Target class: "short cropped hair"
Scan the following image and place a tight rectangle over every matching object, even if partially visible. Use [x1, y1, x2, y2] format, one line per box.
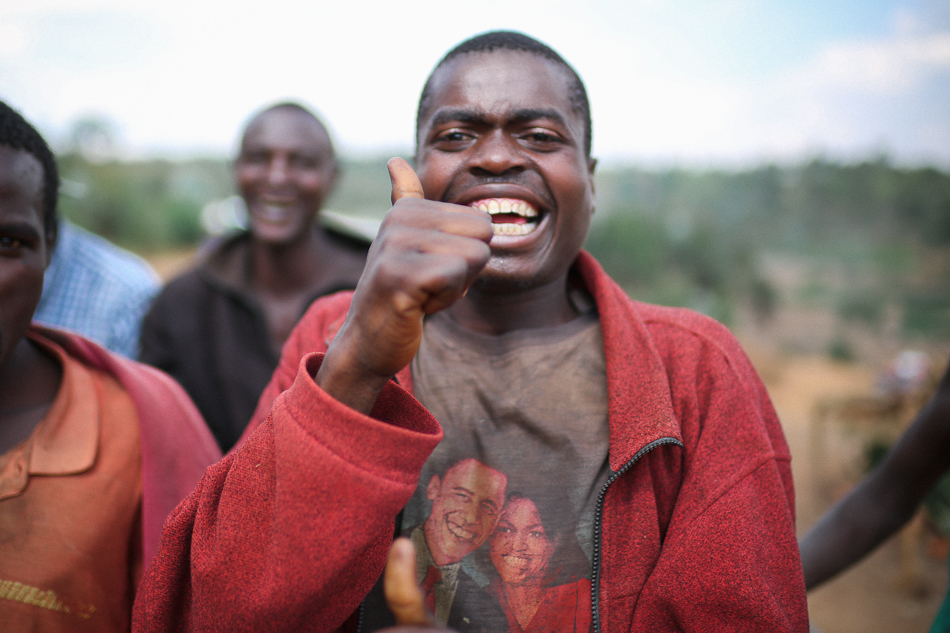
[416, 31, 592, 157]
[241, 101, 335, 158]
[0, 100, 59, 245]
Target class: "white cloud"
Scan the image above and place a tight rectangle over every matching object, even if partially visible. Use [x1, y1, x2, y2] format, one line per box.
[783, 30, 950, 95]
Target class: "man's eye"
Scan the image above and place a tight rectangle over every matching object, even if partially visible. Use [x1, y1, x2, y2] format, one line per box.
[291, 156, 319, 169]
[435, 130, 474, 145]
[242, 153, 269, 165]
[522, 131, 560, 144]
[0, 237, 24, 249]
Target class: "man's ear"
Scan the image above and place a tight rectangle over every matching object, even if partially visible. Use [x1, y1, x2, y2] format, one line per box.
[588, 157, 597, 214]
[44, 223, 57, 268]
[426, 475, 441, 501]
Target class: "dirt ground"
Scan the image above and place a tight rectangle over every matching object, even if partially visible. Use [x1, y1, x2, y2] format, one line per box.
[744, 343, 949, 633]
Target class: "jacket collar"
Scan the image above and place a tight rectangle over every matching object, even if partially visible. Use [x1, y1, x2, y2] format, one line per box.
[392, 251, 683, 471]
[0, 332, 99, 500]
[574, 251, 683, 471]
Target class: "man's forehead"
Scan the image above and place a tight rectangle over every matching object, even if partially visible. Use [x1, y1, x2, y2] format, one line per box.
[241, 109, 330, 151]
[424, 50, 577, 123]
[0, 145, 43, 191]
[444, 460, 505, 493]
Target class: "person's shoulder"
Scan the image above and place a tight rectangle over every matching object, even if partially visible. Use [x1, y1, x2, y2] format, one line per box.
[636, 301, 735, 341]
[154, 265, 207, 297]
[639, 301, 747, 356]
[58, 222, 159, 289]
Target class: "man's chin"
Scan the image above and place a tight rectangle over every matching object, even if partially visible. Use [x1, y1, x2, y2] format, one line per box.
[469, 266, 537, 294]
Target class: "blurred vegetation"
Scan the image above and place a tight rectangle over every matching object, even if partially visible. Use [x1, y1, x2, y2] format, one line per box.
[586, 158, 950, 339]
[56, 147, 950, 344]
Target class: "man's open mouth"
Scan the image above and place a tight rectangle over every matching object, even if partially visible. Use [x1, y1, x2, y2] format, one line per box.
[469, 198, 540, 237]
[252, 201, 295, 223]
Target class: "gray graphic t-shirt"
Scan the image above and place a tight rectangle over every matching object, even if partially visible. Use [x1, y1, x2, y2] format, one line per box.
[362, 304, 611, 633]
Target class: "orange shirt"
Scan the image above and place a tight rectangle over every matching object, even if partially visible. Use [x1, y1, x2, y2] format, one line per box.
[0, 333, 142, 632]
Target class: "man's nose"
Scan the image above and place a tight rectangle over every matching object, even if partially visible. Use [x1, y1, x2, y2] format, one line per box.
[266, 156, 290, 186]
[469, 131, 526, 176]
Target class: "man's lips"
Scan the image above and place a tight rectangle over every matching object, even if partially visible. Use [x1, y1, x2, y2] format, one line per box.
[446, 518, 478, 542]
[469, 198, 540, 237]
[249, 198, 302, 224]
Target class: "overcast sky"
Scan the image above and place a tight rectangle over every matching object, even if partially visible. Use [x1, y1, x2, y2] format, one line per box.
[2, 0, 949, 167]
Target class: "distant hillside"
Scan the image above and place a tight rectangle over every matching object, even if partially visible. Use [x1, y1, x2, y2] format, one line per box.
[57, 153, 950, 350]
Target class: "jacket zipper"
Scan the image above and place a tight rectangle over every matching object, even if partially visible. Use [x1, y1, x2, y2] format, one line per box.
[590, 437, 683, 633]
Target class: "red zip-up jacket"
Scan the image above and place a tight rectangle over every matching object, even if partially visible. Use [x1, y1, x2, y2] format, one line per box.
[133, 251, 808, 632]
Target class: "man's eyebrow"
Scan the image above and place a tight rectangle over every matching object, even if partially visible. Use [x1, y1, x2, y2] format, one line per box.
[507, 108, 568, 128]
[451, 486, 475, 496]
[0, 221, 41, 237]
[429, 109, 489, 128]
[428, 108, 568, 128]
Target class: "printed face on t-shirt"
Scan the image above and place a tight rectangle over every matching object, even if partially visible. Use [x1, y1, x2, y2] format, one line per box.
[424, 458, 507, 566]
[489, 495, 555, 586]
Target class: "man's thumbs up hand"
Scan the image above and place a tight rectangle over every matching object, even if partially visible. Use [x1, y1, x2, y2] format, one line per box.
[389, 157, 425, 203]
[315, 158, 491, 414]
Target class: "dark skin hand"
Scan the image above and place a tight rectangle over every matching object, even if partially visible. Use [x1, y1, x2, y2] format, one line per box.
[315, 158, 492, 414]
[379, 537, 453, 633]
[799, 356, 950, 589]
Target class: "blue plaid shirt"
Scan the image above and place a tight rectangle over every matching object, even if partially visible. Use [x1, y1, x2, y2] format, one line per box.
[34, 221, 160, 358]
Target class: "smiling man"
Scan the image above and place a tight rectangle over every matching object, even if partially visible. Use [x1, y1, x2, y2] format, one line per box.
[134, 32, 807, 633]
[139, 103, 368, 452]
[0, 100, 219, 631]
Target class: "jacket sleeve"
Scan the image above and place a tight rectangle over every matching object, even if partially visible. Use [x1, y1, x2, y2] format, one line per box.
[619, 326, 807, 632]
[131, 352, 442, 633]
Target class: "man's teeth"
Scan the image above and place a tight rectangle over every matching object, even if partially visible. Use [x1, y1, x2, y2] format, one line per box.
[256, 203, 292, 222]
[471, 198, 538, 218]
[470, 198, 540, 237]
[492, 223, 535, 236]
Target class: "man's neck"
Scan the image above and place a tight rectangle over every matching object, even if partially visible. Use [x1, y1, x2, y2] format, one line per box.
[0, 337, 62, 454]
[445, 274, 579, 335]
[249, 225, 332, 297]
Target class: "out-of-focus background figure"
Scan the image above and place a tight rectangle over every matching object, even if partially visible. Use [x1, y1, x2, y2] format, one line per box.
[0, 98, 219, 631]
[801, 356, 950, 632]
[34, 218, 159, 358]
[138, 103, 369, 452]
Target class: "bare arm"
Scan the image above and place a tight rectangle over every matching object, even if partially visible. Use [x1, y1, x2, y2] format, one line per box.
[800, 357, 950, 589]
